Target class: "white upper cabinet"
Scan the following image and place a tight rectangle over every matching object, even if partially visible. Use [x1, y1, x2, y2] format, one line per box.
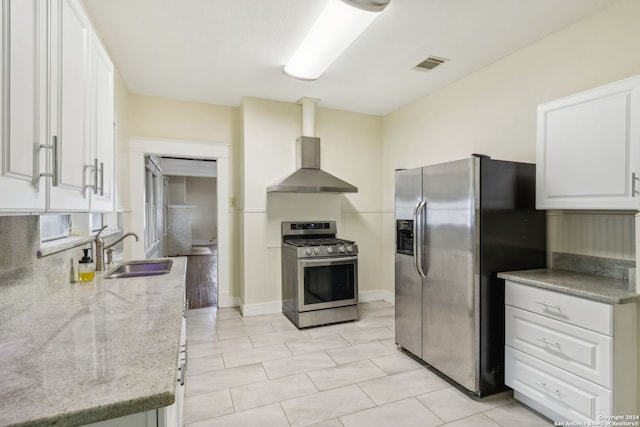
[89, 29, 115, 212]
[48, 0, 91, 211]
[0, 0, 48, 211]
[0, 0, 116, 213]
[536, 75, 640, 210]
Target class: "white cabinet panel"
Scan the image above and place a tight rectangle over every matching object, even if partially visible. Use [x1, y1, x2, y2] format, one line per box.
[505, 280, 637, 422]
[505, 280, 612, 335]
[506, 305, 612, 388]
[48, 0, 91, 211]
[0, 0, 47, 211]
[536, 75, 640, 209]
[85, 410, 156, 427]
[505, 346, 611, 422]
[0, 0, 115, 214]
[89, 29, 114, 212]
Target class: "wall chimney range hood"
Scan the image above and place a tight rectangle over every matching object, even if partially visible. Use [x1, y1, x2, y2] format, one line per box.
[267, 99, 358, 194]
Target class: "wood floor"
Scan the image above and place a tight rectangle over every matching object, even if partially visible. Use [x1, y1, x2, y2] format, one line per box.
[185, 246, 217, 309]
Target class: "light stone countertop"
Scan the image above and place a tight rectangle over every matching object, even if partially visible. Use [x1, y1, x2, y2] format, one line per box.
[498, 268, 640, 304]
[0, 257, 187, 427]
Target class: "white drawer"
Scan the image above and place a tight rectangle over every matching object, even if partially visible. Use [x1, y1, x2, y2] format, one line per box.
[505, 347, 612, 421]
[505, 280, 612, 335]
[505, 306, 612, 388]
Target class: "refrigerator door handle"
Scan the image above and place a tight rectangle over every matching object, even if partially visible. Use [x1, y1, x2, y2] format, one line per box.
[419, 201, 428, 277]
[412, 202, 421, 276]
[414, 201, 427, 278]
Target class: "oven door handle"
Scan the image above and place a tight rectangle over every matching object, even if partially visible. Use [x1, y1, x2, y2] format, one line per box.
[299, 256, 358, 265]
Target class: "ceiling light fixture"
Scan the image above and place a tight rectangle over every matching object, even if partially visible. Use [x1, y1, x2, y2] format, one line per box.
[283, 0, 390, 81]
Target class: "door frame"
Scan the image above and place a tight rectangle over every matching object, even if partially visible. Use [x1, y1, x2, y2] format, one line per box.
[128, 137, 233, 307]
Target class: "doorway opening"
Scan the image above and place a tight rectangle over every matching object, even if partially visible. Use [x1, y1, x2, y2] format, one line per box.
[128, 137, 231, 310]
[165, 164, 219, 309]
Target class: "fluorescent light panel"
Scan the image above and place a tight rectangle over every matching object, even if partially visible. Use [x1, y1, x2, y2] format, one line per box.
[283, 0, 381, 80]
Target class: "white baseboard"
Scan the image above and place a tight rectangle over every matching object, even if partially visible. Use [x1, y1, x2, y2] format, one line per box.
[225, 291, 395, 316]
[218, 292, 241, 309]
[241, 301, 282, 317]
[192, 239, 217, 246]
[359, 290, 395, 305]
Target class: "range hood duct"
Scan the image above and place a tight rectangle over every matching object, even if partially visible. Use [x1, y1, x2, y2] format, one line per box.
[267, 99, 358, 193]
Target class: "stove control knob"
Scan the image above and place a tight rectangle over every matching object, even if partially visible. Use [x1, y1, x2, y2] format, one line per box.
[327, 247, 334, 254]
[313, 247, 320, 255]
[339, 245, 346, 253]
[305, 248, 312, 255]
[346, 245, 353, 253]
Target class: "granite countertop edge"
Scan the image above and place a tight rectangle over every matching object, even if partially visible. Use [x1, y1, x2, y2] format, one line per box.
[1, 257, 188, 427]
[14, 391, 175, 427]
[498, 268, 640, 304]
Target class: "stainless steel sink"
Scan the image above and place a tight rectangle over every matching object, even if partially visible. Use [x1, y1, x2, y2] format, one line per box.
[105, 259, 173, 279]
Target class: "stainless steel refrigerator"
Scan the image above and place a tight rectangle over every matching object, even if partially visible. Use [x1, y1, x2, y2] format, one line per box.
[395, 156, 546, 397]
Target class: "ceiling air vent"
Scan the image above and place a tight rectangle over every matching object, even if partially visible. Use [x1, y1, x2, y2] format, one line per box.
[414, 56, 448, 71]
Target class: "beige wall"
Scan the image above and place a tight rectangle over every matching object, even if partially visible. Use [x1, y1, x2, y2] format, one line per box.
[382, 0, 640, 289]
[384, 0, 640, 204]
[165, 176, 218, 244]
[121, 0, 640, 309]
[382, 0, 640, 408]
[123, 94, 387, 310]
[240, 97, 385, 313]
[126, 94, 241, 298]
[186, 176, 218, 244]
[128, 95, 238, 143]
[127, 93, 241, 205]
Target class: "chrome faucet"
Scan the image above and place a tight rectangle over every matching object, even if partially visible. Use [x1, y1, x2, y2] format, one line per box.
[94, 227, 140, 271]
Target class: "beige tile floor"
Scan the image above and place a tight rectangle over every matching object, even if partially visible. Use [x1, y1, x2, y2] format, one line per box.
[184, 301, 552, 427]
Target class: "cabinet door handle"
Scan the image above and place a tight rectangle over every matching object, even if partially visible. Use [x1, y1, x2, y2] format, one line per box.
[93, 158, 99, 195]
[99, 161, 104, 196]
[536, 382, 561, 396]
[536, 337, 561, 348]
[535, 300, 561, 310]
[52, 136, 59, 187]
[633, 173, 639, 197]
[39, 136, 59, 187]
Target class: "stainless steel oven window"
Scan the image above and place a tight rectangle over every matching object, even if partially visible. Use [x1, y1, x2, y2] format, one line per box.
[297, 257, 358, 311]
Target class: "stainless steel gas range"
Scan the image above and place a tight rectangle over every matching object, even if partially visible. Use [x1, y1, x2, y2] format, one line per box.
[281, 221, 358, 328]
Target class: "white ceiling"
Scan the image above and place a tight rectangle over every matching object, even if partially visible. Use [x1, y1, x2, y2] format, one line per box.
[82, 0, 617, 116]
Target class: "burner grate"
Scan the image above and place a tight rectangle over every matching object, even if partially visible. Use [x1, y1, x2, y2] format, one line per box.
[285, 237, 354, 247]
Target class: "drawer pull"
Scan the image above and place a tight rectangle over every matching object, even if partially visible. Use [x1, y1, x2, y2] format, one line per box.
[535, 300, 561, 310]
[536, 382, 561, 396]
[178, 362, 186, 386]
[536, 337, 561, 348]
[180, 339, 188, 371]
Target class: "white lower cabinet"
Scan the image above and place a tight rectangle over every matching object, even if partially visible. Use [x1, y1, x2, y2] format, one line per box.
[506, 346, 612, 421]
[162, 316, 187, 427]
[84, 312, 187, 427]
[84, 410, 158, 427]
[504, 280, 637, 423]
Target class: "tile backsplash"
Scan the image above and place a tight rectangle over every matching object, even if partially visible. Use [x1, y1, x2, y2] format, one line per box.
[0, 215, 128, 323]
[0, 216, 70, 323]
[552, 251, 635, 284]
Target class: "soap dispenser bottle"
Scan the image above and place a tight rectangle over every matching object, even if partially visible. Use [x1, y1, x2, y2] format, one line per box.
[78, 248, 96, 283]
